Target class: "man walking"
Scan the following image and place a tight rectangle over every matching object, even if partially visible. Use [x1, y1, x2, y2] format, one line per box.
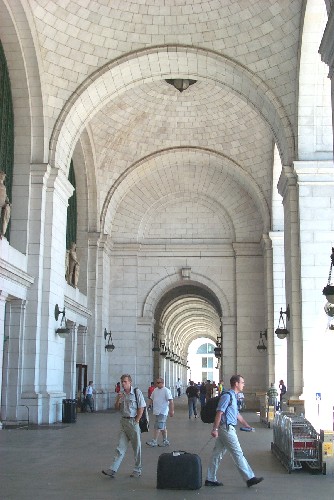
[205, 374, 264, 488]
[146, 377, 174, 447]
[102, 374, 146, 478]
[186, 381, 199, 419]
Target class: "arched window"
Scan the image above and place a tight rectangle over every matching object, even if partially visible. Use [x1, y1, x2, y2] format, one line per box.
[0, 40, 14, 240]
[196, 343, 214, 354]
[66, 160, 77, 249]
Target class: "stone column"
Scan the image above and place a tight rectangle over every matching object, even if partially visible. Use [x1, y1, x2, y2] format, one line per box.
[269, 231, 287, 386]
[294, 160, 334, 427]
[21, 164, 73, 424]
[0, 291, 8, 424]
[1, 299, 27, 422]
[221, 315, 236, 381]
[261, 234, 275, 386]
[63, 322, 78, 399]
[278, 166, 303, 400]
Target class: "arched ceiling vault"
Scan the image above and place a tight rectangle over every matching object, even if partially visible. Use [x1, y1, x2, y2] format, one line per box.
[155, 288, 222, 355]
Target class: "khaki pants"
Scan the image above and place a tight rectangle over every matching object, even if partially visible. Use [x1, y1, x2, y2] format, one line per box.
[110, 418, 142, 473]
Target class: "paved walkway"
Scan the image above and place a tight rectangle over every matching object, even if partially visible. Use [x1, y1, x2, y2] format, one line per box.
[1, 396, 334, 500]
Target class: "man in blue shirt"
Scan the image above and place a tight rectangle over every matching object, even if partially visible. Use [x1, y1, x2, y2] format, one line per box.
[205, 374, 264, 488]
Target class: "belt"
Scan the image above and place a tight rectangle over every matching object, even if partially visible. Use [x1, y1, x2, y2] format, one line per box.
[122, 416, 134, 419]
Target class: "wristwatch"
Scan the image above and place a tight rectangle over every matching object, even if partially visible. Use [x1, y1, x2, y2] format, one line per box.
[213, 428, 218, 431]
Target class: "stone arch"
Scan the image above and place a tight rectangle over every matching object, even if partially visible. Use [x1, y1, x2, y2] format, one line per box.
[141, 270, 231, 320]
[137, 191, 236, 243]
[49, 45, 295, 174]
[102, 147, 270, 235]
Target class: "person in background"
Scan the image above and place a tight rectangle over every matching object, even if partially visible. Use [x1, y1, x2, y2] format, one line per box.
[146, 377, 174, 447]
[175, 378, 182, 397]
[102, 374, 146, 479]
[84, 381, 95, 412]
[186, 381, 199, 419]
[218, 380, 224, 395]
[267, 383, 278, 408]
[148, 381, 155, 411]
[205, 380, 214, 402]
[199, 382, 207, 408]
[278, 380, 287, 410]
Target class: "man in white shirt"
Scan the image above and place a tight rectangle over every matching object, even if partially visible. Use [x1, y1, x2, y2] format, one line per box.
[146, 377, 174, 447]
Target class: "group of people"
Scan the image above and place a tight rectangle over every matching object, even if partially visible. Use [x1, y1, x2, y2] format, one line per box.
[101, 373, 264, 489]
[267, 380, 287, 410]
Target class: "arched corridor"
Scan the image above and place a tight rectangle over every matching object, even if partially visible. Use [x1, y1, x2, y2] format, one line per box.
[0, 0, 334, 430]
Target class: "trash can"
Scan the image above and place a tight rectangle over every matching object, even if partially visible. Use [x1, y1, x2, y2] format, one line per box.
[62, 399, 77, 423]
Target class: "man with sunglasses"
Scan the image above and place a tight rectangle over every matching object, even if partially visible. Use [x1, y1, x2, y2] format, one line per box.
[146, 378, 174, 447]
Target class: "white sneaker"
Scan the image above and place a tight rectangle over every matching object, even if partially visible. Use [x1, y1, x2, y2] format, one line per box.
[146, 440, 157, 447]
[158, 440, 170, 447]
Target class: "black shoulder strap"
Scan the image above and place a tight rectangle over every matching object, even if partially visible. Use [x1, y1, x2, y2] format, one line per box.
[221, 390, 233, 406]
[134, 387, 139, 408]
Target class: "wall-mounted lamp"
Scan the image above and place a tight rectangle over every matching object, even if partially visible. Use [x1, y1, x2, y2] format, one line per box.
[165, 79, 197, 92]
[275, 305, 290, 339]
[104, 328, 115, 353]
[323, 247, 334, 309]
[152, 333, 160, 352]
[160, 341, 168, 357]
[55, 304, 70, 338]
[214, 335, 222, 358]
[257, 330, 267, 351]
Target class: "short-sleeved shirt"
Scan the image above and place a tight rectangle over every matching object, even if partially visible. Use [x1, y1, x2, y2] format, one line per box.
[120, 386, 146, 417]
[151, 386, 173, 416]
[217, 390, 238, 426]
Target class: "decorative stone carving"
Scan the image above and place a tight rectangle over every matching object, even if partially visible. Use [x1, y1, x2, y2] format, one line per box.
[0, 172, 11, 239]
[66, 242, 80, 287]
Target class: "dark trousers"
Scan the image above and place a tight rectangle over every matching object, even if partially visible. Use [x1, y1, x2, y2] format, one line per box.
[85, 395, 94, 412]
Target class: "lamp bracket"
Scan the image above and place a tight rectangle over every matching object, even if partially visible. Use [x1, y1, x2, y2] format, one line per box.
[55, 304, 65, 322]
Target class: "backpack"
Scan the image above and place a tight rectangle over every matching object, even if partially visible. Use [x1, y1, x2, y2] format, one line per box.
[200, 391, 233, 423]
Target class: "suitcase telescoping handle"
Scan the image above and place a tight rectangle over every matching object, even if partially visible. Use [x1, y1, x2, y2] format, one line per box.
[172, 451, 188, 456]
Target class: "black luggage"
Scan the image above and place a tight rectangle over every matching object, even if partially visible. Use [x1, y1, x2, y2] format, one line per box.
[157, 451, 202, 490]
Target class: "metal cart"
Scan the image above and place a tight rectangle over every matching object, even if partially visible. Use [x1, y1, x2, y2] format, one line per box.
[271, 412, 321, 473]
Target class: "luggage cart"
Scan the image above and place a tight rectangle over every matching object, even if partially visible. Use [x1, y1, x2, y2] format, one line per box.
[271, 412, 321, 473]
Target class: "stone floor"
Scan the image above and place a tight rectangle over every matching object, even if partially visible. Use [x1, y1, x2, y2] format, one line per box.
[1, 396, 334, 500]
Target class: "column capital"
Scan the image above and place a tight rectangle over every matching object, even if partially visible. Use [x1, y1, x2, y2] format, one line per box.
[261, 233, 272, 252]
[277, 166, 297, 198]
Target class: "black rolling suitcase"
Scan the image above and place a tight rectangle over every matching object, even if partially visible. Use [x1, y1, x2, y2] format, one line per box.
[157, 451, 202, 490]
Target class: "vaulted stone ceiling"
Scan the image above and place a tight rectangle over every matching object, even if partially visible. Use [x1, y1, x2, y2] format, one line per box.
[2, 0, 307, 346]
[18, 1, 304, 237]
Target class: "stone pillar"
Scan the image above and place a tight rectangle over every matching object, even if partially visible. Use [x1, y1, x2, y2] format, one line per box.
[261, 234, 275, 386]
[278, 166, 303, 400]
[21, 164, 73, 424]
[269, 231, 287, 386]
[0, 291, 8, 424]
[89, 233, 111, 391]
[233, 242, 265, 389]
[63, 322, 78, 399]
[294, 160, 334, 428]
[221, 315, 236, 381]
[1, 299, 27, 422]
